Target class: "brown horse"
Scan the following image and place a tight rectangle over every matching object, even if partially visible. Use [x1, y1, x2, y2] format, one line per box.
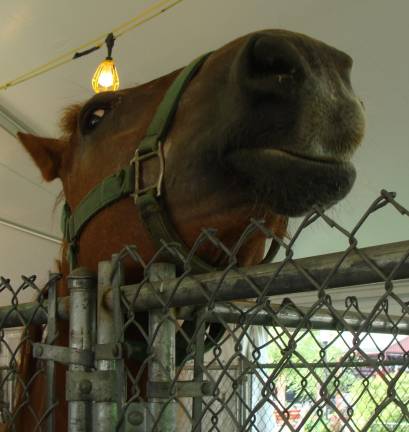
[10, 29, 364, 430]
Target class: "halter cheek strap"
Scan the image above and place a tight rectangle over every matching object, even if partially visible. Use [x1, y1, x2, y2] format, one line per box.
[61, 167, 134, 268]
[62, 53, 215, 271]
[61, 52, 282, 272]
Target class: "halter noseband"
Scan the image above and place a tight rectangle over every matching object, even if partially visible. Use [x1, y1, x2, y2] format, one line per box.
[61, 53, 281, 271]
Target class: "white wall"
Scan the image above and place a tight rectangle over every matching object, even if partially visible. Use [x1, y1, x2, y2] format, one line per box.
[0, 127, 61, 304]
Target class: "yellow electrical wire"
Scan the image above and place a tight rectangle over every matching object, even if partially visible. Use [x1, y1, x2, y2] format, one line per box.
[0, 0, 185, 91]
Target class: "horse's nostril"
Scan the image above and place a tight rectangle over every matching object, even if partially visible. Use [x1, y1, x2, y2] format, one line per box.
[247, 35, 305, 91]
[255, 55, 296, 77]
[271, 58, 295, 75]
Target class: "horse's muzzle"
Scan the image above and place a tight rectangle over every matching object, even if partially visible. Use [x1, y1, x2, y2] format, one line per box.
[235, 33, 306, 100]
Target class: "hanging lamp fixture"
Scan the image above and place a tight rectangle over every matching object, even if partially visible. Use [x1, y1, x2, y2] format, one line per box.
[91, 33, 120, 93]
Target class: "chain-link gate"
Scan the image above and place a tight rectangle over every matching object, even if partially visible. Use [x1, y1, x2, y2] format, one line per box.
[1, 189, 409, 431]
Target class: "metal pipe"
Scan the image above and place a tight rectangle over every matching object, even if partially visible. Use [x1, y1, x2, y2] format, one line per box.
[67, 268, 96, 432]
[246, 358, 409, 370]
[0, 293, 408, 336]
[93, 260, 118, 432]
[191, 308, 206, 432]
[46, 274, 58, 432]
[1, 241, 409, 334]
[2, 294, 407, 335]
[114, 240, 409, 311]
[148, 263, 177, 432]
[0, 296, 69, 328]
[177, 302, 409, 335]
[0, 217, 62, 244]
[111, 256, 126, 419]
[0, 300, 49, 327]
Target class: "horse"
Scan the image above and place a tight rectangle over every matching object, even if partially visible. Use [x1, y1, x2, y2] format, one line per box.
[9, 29, 365, 430]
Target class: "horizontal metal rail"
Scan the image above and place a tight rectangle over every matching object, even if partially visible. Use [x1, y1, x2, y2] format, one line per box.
[111, 240, 409, 310]
[1, 296, 409, 335]
[1, 241, 408, 334]
[180, 358, 409, 370]
[254, 359, 409, 370]
[178, 302, 409, 334]
[0, 297, 69, 328]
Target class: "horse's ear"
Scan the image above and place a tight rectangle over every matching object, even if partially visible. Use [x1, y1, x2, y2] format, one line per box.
[17, 133, 66, 181]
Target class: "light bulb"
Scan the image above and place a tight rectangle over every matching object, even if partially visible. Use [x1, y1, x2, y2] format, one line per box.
[91, 58, 120, 93]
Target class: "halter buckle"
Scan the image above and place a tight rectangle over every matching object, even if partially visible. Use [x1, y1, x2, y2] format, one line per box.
[130, 141, 165, 201]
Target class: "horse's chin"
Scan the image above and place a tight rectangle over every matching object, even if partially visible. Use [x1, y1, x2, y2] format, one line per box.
[225, 147, 356, 216]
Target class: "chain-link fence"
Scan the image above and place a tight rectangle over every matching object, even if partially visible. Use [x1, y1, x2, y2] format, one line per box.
[1, 189, 409, 431]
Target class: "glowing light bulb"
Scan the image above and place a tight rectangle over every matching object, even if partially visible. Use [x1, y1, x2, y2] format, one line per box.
[91, 58, 120, 93]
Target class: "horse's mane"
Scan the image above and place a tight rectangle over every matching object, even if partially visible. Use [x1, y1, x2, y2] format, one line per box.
[54, 104, 83, 264]
[59, 103, 82, 138]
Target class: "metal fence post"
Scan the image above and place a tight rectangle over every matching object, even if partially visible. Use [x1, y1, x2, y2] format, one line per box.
[192, 308, 206, 432]
[148, 263, 176, 431]
[93, 256, 124, 431]
[67, 267, 96, 432]
[46, 273, 59, 432]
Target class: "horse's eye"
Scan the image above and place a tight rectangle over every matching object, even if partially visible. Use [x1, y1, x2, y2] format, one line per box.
[83, 108, 107, 132]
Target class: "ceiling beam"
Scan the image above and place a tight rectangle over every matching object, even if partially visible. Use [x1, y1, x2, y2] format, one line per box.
[0, 216, 62, 245]
[0, 105, 36, 137]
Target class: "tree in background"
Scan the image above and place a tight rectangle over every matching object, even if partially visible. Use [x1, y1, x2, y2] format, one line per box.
[263, 327, 409, 431]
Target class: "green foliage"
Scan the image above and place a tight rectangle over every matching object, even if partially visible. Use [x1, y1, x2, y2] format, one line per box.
[348, 372, 409, 430]
[264, 329, 409, 431]
[266, 329, 354, 405]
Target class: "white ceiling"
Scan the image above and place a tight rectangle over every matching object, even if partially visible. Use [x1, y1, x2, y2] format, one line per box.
[0, 0, 409, 305]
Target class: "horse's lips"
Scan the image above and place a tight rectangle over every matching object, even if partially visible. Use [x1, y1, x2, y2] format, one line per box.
[263, 148, 348, 165]
[224, 146, 356, 216]
[226, 147, 352, 168]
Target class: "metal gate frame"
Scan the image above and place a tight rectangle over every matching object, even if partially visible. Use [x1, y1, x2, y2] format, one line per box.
[0, 239, 409, 431]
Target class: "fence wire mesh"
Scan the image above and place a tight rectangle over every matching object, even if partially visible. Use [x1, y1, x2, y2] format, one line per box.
[0, 189, 409, 431]
[0, 273, 61, 430]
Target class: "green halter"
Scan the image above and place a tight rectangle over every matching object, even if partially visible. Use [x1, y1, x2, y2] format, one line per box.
[61, 53, 281, 272]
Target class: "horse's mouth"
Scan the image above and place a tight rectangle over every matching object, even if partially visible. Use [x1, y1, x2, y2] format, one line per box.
[224, 146, 356, 216]
[260, 148, 348, 166]
[225, 146, 353, 170]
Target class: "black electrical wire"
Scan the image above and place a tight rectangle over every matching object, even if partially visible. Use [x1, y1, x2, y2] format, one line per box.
[72, 46, 101, 60]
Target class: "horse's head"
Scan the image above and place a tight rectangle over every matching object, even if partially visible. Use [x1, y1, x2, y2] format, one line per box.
[18, 30, 365, 271]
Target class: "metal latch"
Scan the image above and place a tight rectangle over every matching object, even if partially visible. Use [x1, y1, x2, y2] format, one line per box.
[33, 343, 94, 368]
[147, 380, 215, 398]
[94, 342, 123, 360]
[34, 342, 146, 364]
[66, 370, 116, 402]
